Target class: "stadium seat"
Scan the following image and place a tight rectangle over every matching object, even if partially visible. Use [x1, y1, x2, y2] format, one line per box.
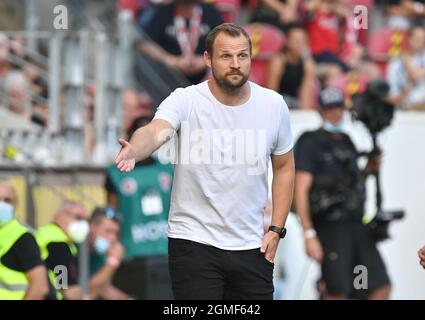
[328, 71, 370, 103]
[368, 27, 408, 77]
[244, 23, 286, 86]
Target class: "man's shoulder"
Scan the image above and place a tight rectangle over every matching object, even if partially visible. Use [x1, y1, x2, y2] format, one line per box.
[251, 82, 287, 107]
[296, 129, 322, 145]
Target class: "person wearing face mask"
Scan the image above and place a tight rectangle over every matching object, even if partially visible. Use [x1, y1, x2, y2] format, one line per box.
[293, 87, 391, 300]
[0, 179, 49, 300]
[86, 207, 129, 300]
[35, 200, 89, 300]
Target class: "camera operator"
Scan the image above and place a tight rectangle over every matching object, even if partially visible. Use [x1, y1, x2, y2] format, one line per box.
[293, 87, 391, 300]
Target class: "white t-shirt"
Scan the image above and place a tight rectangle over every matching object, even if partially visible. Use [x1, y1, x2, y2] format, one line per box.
[154, 80, 293, 250]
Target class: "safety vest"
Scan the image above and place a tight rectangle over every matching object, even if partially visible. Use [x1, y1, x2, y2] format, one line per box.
[0, 219, 31, 300]
[36, 224, 77, 300]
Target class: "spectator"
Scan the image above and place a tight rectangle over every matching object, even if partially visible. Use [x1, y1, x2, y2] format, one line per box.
[251, 0, 301, 33]
[304, 0, 350, 71]
[36, 201, 89, 300]
[266, 23, 316, 109]
[139, 0, 223, 84]
[386, 0, 425, 30]
[87, 207, 129, 300]
[387, 25, 425, 110]
[106, 115, 172, 261]
[3, 70, 31, 121]
[105, 115, 173, 299]
[0, 179, 49, 300]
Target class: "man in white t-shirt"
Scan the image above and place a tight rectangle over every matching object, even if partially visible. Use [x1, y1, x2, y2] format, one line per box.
[115, 23, 295, 300]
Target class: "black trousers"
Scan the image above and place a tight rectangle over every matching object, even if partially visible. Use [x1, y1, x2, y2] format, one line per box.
[316, 221, 391, 297]
[168, 238, 274, 300]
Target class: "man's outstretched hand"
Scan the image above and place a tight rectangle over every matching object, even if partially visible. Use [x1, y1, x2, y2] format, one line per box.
[115, 138, 136, 172]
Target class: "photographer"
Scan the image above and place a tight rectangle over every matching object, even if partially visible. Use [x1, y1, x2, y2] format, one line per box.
[293, 87, 391, 300]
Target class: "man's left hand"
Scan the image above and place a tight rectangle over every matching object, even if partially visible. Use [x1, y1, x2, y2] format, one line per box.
[260, 231, 280, 263]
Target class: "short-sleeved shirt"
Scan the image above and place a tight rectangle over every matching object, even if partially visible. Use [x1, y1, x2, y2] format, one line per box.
[154, 80, 293, 250]
[1, 232, 43, 272]
[307, 11, 340, 55]
[44, 242, 79, 286]
[294, 129, 365, 222]
[387, 51, 425, 101]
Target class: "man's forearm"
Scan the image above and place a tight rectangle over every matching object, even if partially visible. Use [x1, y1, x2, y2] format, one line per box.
[23, 266, 49, 300]
[23, 282, 47, 300]
[129, 126, 161, 162]
[294, 191, 314, 231]
[89, 264, 117, 299]
[271, 166, 295, 228]
[100, 284, 130, 300]
[139, 41, 172, 64]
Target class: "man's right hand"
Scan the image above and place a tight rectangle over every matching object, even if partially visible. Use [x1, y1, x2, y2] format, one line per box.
[418, 246, 425, 269]
[306, 237, 324, 263]
[108, 242, 125, 264]
[115, 138, 136, 172]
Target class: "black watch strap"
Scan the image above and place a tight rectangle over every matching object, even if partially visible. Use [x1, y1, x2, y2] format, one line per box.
[268, 225, 287, 238]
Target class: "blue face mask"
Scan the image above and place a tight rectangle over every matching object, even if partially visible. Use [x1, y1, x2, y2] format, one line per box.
[0, 201, 14, 226]
[94, 236, 110, 255]
[323, 120, 346, 133]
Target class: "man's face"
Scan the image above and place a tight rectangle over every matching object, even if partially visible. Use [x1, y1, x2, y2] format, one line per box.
[287, 29, 308, 55]
[205, 33, 251, 93]
[0, 182, 17, 207]
[321, 107, 344, 124]
[62, 203, 89, 229]
[92, 218, 120, 245]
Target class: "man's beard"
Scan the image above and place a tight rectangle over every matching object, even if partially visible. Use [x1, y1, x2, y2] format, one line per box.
[212, 68, 249, 95]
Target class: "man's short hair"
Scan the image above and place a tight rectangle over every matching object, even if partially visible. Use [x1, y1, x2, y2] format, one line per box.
[205, 23, 252, 57]
[284, 22, 305, 37]
[90, 207, 123, 225]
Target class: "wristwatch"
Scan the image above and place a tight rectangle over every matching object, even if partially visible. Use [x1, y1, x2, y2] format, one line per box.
[268, 225, 287, 239]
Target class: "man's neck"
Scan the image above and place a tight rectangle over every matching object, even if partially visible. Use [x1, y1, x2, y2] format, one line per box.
[208, 79, 250, 107]
[286, 50, 301, 63]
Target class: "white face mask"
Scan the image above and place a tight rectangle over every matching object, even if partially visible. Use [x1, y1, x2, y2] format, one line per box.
[67, 220, 89, 243]
[94, 236, 111, 255]
[0, 201, 14, 226]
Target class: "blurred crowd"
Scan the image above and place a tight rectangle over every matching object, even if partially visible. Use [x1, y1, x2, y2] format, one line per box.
[1, 0, 425, 145]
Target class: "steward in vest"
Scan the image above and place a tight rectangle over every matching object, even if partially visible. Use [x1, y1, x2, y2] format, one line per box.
[36, 200, 89, 300]
[0, 180, 49, 300]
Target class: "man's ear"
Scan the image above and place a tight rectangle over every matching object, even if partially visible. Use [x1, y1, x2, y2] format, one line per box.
[204, 51, 211, 68]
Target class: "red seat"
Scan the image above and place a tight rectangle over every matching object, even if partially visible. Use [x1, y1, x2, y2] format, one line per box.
[211, 0, 241, 22]
[244, 23, 286, 86]
[328, 72, 370, 102]
[368, 27, 408, 76]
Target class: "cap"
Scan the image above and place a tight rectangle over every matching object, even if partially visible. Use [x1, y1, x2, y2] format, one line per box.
[318, 87, 345, 109]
